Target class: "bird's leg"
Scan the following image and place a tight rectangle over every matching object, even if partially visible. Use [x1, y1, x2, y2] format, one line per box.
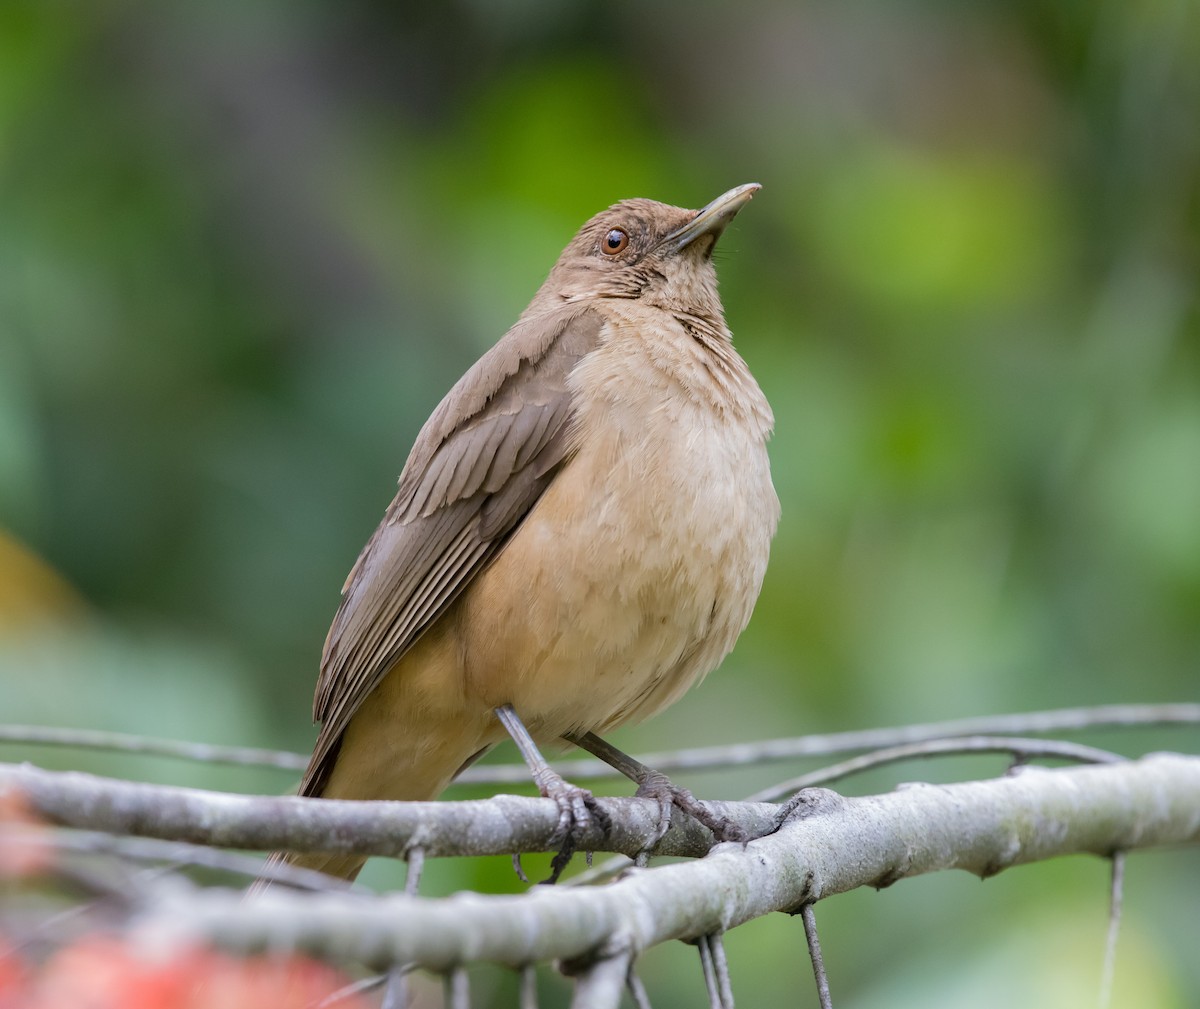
[494, 705, 610, 882]
[563, 730, 748, 861]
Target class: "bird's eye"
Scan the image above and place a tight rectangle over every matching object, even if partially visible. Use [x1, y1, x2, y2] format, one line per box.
[601, 228, 629, 256]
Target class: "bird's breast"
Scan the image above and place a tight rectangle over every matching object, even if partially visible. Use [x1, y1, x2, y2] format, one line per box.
[458, 310, 779, 740]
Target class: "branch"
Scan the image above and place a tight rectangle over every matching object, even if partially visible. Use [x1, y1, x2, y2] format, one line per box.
[3, 702, 1197, 780]
[122, 755, 1200, 974]
[0, 762, 774, 861]
[0, 725, 308, 770]
[9, 753, 1199, 1009]
[547, 702, 1200, 784]
[745, 734, 1122, 802]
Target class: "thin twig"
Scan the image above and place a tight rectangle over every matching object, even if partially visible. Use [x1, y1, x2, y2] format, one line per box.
[710, 932, 734, 1008]
[513, 852, 530, 883]
[570, 952, 632, 1009]
[3, 704, 1195, 781]
[562, 854, 633, 888]
[456, 704, 1200, 784]
[317, 974, 387, 1008]
[404, 846, 425, 896]
[446, 966, 469, 1009]
[0, 724, 307, 770]
[520, 963, 539, 1009]
[801, 905, 832, 1009]
[746, 736, 1123, 802]
[626, 962, 653, 1009]
[1099, 851, 1126, 1009]
[697, 934, 721, 1009]
[7, 826, 355, 893]
[4, 847, 154, 957]
[380, 968, 408, 1009]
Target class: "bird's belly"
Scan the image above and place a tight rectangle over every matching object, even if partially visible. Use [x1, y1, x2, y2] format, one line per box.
[459, 406, 777, 742]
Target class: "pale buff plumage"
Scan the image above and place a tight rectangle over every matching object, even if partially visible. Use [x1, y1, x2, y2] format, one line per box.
[281, 186, 778, 881]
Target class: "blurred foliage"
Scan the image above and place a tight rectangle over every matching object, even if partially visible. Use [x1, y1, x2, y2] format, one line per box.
[0, 0, 1197, 1005]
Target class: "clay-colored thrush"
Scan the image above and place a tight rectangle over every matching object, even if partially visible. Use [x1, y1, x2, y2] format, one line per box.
[281, 184, 779, 882]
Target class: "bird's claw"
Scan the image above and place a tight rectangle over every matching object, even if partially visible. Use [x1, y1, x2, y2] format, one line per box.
[534, 770, 611, 884]
[634, 770, 748, 863]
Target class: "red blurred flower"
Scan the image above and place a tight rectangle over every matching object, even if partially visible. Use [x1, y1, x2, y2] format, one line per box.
[0, 947, 29, 1009]
[0, 789, 53, 880]
[17, 937, 371, 1009]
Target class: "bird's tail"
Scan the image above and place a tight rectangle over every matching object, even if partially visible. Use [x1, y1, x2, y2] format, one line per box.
[258, 848, 368, 887]
[250, 741, 494, 893]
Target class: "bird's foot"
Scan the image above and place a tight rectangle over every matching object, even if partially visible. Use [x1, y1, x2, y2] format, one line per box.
[635, 769, 748, 864]
[533, 767, 611, 884]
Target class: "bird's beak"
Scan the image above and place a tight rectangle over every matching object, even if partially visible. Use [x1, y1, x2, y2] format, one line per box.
[662, 183, 761, 253]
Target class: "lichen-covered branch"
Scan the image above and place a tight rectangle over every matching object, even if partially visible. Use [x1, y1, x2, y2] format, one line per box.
[118, 755, 1199, 977]
[0, 762, 775, 861]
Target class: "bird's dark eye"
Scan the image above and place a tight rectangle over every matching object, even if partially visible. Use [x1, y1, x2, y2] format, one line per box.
[601, 228, 629, 256]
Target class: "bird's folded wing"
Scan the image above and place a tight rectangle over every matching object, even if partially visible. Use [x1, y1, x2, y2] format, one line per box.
[301, 306, 605, 795]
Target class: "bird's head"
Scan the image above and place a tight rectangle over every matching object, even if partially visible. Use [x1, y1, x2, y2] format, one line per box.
[529, 184, 760, 322]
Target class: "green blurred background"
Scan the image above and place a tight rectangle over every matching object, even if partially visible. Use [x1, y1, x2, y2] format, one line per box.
[1, 0, 1197, 1005]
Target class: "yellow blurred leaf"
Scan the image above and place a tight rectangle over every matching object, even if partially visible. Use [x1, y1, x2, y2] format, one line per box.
[0, 530, 80, 629]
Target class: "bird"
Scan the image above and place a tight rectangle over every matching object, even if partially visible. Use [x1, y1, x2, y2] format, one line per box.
[275, 183, 779, 883]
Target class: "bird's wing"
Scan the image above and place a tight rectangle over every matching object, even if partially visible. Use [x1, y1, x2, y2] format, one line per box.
[301, 306, 605, 795]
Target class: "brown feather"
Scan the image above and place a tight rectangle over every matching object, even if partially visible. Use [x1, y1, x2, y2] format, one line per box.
[301, 306, 605, 796]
